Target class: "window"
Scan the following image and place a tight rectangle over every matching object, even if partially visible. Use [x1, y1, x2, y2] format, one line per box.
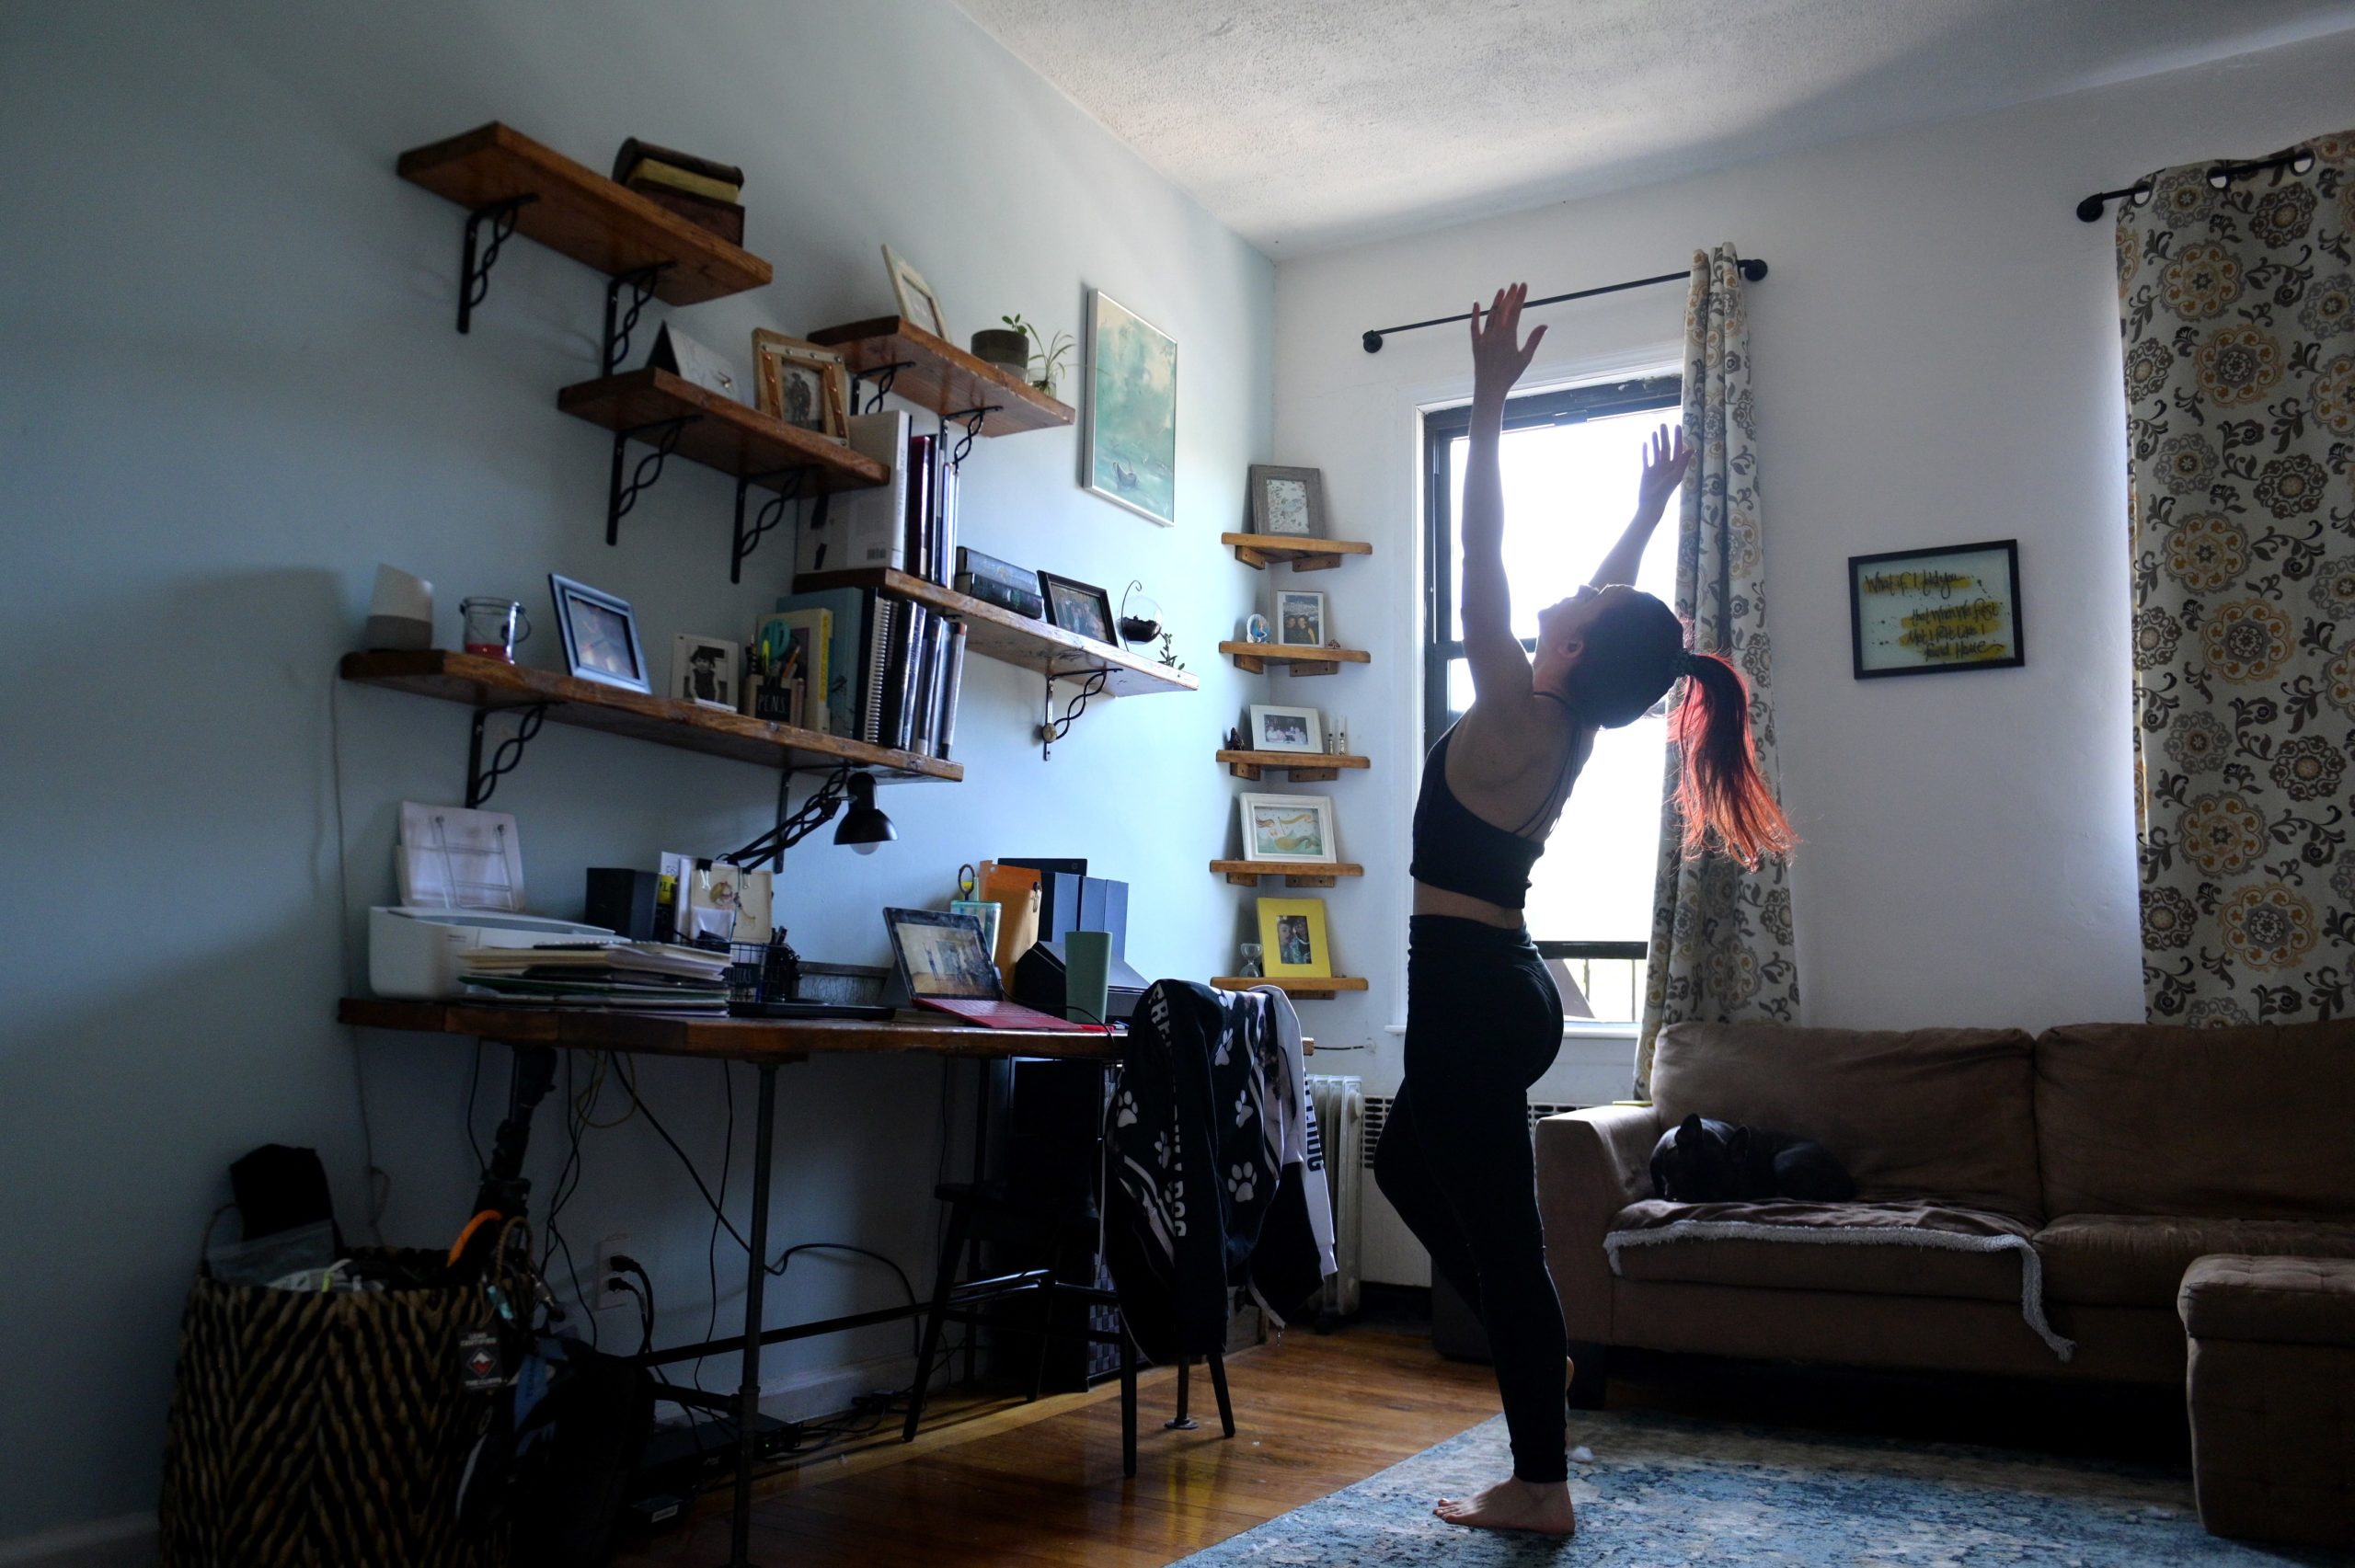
[1421, 376, 1681, 1024]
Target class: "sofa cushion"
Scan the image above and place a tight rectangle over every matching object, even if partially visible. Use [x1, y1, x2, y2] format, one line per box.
[2037, 1214, 2355, 1308]
[2179, 1254, 2355, 1346]
[1648, 1024, 2042, 1219]
[1607, 1198, 2034, 1301]
[2036, 1021, 2355, 1219]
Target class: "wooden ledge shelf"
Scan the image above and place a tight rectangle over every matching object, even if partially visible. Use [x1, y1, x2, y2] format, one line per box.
[1218, 749, 1369, 783]
[1222, 533, 1373, 573]
[396, 122, 770, 306]
[808, 316, 1075, 438]
[557, 369, 890, 496]
[1210, 860, 1364, 889]
[341, 649, 959, 782]
[1211, 976, 1369, 998]
[798, 568, 1199, 698]
[1219, 641, 1372, 677]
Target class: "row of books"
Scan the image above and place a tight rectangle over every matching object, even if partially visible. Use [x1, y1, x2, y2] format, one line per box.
[768, 585, 969, 759]
[612, 137, 745, 246]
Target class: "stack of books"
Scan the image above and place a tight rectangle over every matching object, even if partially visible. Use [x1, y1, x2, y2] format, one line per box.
[613, 138, 745, 246]
[460, 941, 731, 1011]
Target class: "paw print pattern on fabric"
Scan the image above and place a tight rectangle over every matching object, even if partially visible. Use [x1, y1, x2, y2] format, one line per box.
[1227, 1164, 1257, 1204]
[1116, 1090, 1138, 1128]
[1234, 1089, 1253, 1127]
[1153, 1130, 1171, 1168]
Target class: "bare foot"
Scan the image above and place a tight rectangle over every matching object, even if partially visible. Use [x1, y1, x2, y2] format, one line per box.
[1432, 1476, 1576, 1535]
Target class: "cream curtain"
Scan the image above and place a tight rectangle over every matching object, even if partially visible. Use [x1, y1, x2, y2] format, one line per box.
[1635, 246, 1798, 1097]
[2123, 132, 2355, 1024]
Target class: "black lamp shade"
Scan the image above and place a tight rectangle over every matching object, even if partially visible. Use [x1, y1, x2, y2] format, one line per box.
[833, 772, 896, 851]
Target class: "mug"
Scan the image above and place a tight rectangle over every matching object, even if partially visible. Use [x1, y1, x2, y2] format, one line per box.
[462, 598, 531, 662]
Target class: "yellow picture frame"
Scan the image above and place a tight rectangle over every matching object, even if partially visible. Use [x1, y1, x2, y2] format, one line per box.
[1257, 897, 1331, 979]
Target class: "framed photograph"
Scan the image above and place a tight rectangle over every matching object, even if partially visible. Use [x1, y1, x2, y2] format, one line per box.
[1275, 589, 1327, 648]
[882, 244, 947, 341]
[1249, 464, 1326, 538]
[547, 574, 649, 693]
[1257, 897, 1332, 979]
[1238, 792, 1338, 865]
[672, 634, 740, 711]
[1038, 570, 1115, 645]
[1249, 704, 1323, 754]
[1083, 290, 1178, 527]
[1848, 539, 2025, 680]
[751, 330, 848, 439]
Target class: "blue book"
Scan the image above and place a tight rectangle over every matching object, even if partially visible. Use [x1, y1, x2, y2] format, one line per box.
[774, 587, 869, 739]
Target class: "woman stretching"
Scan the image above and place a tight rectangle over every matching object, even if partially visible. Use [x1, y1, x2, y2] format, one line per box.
[1373, 283, 1795, 1535]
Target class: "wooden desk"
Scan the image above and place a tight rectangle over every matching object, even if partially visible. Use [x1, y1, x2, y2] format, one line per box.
[339, 997, 1128, 1568]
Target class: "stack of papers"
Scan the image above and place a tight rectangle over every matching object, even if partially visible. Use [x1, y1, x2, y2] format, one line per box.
[460, 942, 732, 1012]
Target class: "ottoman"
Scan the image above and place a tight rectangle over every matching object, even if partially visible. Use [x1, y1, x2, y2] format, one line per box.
[2177, 1253, 2355, 1548]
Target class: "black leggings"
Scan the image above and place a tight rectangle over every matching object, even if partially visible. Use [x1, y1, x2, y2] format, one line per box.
[1374, 915, 1568, 1484]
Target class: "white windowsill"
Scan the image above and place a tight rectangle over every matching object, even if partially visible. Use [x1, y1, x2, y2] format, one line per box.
[1384, 1020, 1639, 1041]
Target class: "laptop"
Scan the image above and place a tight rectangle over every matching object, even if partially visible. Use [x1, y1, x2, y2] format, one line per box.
[881, 908, 1097, 1032]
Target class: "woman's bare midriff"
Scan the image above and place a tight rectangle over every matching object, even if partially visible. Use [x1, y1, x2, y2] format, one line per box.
[1413, 880, 1528, 928]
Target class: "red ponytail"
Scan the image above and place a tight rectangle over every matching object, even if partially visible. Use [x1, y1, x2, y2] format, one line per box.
[1670, 652, 1796, 869]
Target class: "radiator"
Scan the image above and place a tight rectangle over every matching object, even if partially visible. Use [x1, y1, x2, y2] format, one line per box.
[1305, 1075, 1364, 1315]
[1356, 1094, 1589, 1288]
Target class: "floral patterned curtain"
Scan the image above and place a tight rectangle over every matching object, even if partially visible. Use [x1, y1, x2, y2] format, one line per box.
[2123, 132, 2355, 1026]
[1636, 245, 1799, 1096]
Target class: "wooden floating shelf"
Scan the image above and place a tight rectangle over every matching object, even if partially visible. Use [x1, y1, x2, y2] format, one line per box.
[798, 568, 1199, 699]
[557, 369, 890, 496]
[341, 649, 959, 782]
[1221, 533, 1373, 573]
[808, 316, 1075, 438]
[1218, 749, 1369, 783]
[1209, 860, 1364, 889]
[1219, 641, 1372, 677]
[396, 122, 771, 306]
[1210, 976, 1369, 998]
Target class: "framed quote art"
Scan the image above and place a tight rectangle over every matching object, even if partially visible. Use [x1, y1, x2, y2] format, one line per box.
[1847, 540, 2024, 680]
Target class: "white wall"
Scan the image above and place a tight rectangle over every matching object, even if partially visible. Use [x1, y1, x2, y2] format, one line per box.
[1269, 32, 2355, 1100]
[0, 0, 1270, 1540]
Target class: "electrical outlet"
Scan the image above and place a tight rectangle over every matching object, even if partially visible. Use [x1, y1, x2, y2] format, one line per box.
[594, 1231, 633, 1293]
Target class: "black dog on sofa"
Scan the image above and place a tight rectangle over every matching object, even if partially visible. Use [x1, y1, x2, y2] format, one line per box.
[1648, 1113, 1857, 1203]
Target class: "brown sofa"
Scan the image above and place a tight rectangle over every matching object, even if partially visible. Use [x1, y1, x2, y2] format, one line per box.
[1536, 1019, 2355, 1402]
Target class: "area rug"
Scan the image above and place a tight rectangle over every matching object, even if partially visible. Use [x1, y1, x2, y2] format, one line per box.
[1173, 1408, 2349, 1564]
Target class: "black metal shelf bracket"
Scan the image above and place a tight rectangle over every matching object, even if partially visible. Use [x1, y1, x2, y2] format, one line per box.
[1038, 669, 1111, 760]
[601, 262, 672, 375]
[942, 406, 999, 468]
[605, 416, 697, 544]
[466, 703, 552, 807]
[731, 466, 806, 583]
[456, 195, 537, 335]
[850, 361, 916, 416]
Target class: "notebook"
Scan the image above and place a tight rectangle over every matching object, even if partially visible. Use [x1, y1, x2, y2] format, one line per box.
[881, 908, 1095, 1032]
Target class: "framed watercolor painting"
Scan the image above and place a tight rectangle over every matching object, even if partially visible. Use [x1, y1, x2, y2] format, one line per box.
[1083, 290, 1177, 527]
[1248, 464, 1326, 538]
[1848, 539, 2024, 679]
[1238, 793, 1338, 865]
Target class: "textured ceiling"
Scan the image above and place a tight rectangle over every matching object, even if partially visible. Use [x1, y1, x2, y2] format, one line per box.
[951, 0, 2355, 255]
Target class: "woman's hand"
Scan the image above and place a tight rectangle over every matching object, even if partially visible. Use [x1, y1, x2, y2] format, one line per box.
[1634, 423, 1691, 521]
[1469, 283, 1545, 404]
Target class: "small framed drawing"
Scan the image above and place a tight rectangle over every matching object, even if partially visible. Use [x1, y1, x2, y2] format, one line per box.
[1083, 290, 1178, 528]
[1275, 588, 1327, 648]
[1848, 539, 2025, 680]
[751, 331, 848, 439]
[1038, 570, 1115, 645]
[882, 245, 947, 341]
[1248, 704, 1323, 754]
[1238, 792, 1338, 865]
[1248, 464, 1326, 538]
[1258, 897, 1332, 979]
[548, 574, 649, 693]
[672, 634, 741, 711]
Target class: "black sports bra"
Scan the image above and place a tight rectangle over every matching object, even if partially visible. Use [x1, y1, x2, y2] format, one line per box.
[1408, 697, 1585, 909]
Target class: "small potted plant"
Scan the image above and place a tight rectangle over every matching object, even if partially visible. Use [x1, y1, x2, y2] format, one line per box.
[1002, 313, 1074, 399]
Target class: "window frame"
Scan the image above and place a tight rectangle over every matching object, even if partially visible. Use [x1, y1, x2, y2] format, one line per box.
[1420, 374, 1681, 963]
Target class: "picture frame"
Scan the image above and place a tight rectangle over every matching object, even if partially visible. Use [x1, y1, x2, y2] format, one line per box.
[1275, 588, 1327, 648]
[1037, 570, 1116, 646]
[1083, 289, 1178, 528]
[672, 634, 741, 712]
[1248, 464, 1327, 538]
[751, 330, 849, 440]
[1257, 897, 1333, 979]
[1848, 539, 2025, 680]
[1248, 704, 1324, 754]
[881, 244, 948, 341]
[547, 574, 649, 693]
[1238, 792, 1338, 865]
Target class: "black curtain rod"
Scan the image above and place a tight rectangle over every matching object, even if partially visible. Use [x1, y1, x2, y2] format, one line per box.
[2075, 147, 2316, 223]
[1361, 258, 1768, 354]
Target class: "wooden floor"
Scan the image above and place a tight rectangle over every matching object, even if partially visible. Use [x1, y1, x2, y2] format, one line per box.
[612, 1328, 1499, 1567]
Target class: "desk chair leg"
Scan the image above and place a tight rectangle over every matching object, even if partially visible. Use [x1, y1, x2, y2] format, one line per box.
[1166, 1359, 1197, 1430]
[1207, 1350, 1235, 1437]
[902, 1200, 972, 1444]
[1120, 1326, 1138, 1479]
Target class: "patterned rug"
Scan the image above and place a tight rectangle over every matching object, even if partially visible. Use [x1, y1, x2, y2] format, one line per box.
[1173, 1408, 2351, 1565]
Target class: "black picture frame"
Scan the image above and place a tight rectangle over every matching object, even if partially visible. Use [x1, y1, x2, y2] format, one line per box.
[1036, 570, 1116, 647]
[1847, 539, 2025, 680]
[548, 573, 651, 693]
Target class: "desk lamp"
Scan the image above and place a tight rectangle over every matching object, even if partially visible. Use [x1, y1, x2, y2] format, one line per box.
[723, 763, 896, 871]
